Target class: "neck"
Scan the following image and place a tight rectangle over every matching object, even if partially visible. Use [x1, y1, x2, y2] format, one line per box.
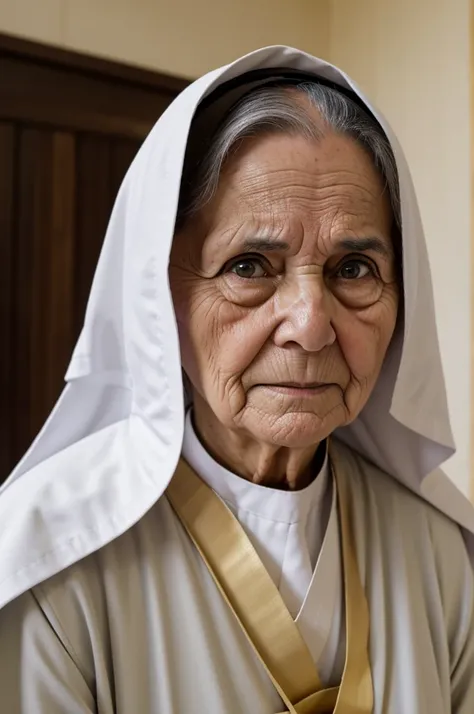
[192, 402, 323, 491]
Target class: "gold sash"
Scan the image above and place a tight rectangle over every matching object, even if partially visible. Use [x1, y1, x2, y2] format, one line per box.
[166, 446, 373, 713]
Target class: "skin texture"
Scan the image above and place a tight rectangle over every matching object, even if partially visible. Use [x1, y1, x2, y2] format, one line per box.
[170, 122, 399, 490]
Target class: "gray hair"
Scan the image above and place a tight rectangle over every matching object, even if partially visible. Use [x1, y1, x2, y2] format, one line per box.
[177, 82, 401, 229]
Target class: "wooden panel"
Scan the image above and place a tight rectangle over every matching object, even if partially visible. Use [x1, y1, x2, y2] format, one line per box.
[74, 137, 139, 334]
[0, 123, 15, 474]
[74, 135, 113, 334]
[12, 128, 77, 463]
[0, 57, 173, 139]
[14, 128, 44, 454]
[110, 139, 138, 202]
[47, 132, 76, 408]
[0, 32, 188, 141]
[0, 33, 183, 479]
[7, 128, 137, 470]
[0, 31, 189, 95]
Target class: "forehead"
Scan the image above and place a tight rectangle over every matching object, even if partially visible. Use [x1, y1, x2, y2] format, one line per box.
[203, 130, 392, 233]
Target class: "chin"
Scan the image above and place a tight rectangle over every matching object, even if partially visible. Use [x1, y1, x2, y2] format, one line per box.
[247, 412, 336, 450]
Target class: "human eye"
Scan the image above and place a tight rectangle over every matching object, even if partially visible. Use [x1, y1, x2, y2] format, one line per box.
[225, 255, 272, 279]
[327, 254, 384, 308]
[335, 257, 377, 280]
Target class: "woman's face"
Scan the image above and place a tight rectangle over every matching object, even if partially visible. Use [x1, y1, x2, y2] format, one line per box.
[170, 129, 399, 449]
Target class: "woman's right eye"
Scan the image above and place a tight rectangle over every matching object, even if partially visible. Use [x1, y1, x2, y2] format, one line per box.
[227, 257, 270, 279]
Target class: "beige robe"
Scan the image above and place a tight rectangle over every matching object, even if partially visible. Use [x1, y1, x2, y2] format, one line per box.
[1, 442, 473, 714]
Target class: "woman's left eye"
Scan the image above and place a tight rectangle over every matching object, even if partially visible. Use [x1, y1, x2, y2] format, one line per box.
[336, 259, 374, 280]
[229, 258, 268, 279]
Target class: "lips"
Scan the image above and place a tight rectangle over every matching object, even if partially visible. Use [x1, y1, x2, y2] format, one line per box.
[257, 382, 328, 389]
[273, 382, 326, 389]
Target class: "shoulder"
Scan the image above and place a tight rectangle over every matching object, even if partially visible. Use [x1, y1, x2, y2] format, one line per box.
[334, 439, 472, 599]
[28, 492, 175, 610]
[335, 440, 473, 645]
[334, 439, 466, 535]
[0, 495, 176, 682]
[0, 421, 175, 610]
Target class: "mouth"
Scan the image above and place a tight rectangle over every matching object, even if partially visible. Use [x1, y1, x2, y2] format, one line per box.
[256, 382, 332, 397]
[275, 382, 326, 389]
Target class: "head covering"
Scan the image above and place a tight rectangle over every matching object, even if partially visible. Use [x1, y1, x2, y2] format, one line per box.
[1, 46, 473, 609]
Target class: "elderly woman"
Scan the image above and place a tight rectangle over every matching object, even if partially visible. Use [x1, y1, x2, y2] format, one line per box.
[0, 46, 473, 713]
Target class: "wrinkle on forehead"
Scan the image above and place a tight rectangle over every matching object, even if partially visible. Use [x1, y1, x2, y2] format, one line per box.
[237, 177, 385, 217]
[206, 133, 391, 226]
[180, 130, 394, 271]
[203, 181, 390, 248]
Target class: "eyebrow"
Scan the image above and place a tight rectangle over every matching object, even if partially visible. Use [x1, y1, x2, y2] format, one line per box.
[338, 237, 392, 257]
[240, 236, 392, 257]
[242, 239, 290, 252]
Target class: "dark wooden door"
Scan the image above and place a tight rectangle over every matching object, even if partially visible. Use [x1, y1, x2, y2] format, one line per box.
[0, 34, 187, 478]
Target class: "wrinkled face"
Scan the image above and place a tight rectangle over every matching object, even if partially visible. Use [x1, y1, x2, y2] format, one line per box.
[170, 129, 399, 449]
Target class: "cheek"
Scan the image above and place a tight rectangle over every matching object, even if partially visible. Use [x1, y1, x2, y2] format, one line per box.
[335, 295, 399, 382]
[175, 320, 199, 386]
[170, 273, 208, 385]
[171, 277, 271, 389]
[219, 317, 271, 380]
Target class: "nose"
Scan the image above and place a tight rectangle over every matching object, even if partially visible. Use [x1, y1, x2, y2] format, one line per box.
[272, 276, 336, 352]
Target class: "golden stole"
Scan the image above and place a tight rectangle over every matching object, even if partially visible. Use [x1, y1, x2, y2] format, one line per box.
[166, 448, 373, 713]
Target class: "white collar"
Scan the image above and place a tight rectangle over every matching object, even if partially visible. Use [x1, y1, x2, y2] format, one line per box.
[182, 410, 329, 525]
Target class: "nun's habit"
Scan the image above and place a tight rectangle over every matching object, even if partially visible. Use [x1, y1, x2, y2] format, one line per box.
[1, 46, 474, 713]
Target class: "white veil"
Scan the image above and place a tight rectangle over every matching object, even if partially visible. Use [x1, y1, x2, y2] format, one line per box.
[1, 46, 473, 610]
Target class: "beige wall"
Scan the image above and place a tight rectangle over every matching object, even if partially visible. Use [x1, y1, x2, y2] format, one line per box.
[0, 0, 330, 77]
[330, 0, 471, 495]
